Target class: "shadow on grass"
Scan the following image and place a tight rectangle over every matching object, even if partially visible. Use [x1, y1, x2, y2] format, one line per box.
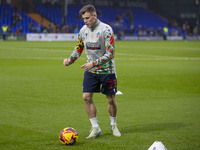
[121, 122, 186, 134]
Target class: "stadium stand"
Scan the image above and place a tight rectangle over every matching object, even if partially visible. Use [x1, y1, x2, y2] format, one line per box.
[35, 4, 169, 35]
[0, 4, 39, 33]
[27, 13, 52, 28]
[36, 5, 62, 26]
[0, 2, 194, 37]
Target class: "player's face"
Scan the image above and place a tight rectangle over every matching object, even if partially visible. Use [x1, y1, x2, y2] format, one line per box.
[82, 12, 97, 28]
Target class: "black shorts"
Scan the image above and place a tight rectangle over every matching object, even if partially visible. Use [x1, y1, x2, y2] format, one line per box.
[83, 71, 117, 95]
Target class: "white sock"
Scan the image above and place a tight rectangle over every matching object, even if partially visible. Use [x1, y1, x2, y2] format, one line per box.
[89, 117, 99, 127]
[110, 116, 117, 125]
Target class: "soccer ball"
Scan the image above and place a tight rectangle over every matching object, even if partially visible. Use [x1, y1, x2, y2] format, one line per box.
[59, 127, 78, 145]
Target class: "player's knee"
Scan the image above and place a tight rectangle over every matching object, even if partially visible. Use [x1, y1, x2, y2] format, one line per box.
[106, 95, 116, 105]
[107, 99, 114, 105]
[83, 93, 93, 103]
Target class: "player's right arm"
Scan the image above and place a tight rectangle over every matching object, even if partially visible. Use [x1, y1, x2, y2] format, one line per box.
[63, 26, 86, 66]
[63, 58, 70, 66]
[63, 37, 84, 66]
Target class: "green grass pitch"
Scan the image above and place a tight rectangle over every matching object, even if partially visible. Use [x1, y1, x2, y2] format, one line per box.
[0, 40, 200, 150]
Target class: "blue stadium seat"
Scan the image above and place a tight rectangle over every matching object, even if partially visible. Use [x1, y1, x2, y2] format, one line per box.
[0, 3, 179, 34]
[0, 4, 40, 33]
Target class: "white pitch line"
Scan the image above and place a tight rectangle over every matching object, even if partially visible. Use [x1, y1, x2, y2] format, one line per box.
[1, 46, 200, 59]
[0, 46, 160, 57]
[1, 46, 200, 61]
[0, 56, 63, 60]
[116, 53, 169, 58]
[117, 57, 200, 60]
[0, 46, 193, 59]
[0, 46, 72, 53]
[117, 45, 200, 51]
[0, 56, 199, 61]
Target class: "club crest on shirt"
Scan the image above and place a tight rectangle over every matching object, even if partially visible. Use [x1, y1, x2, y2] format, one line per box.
[96, 32, 101, 38]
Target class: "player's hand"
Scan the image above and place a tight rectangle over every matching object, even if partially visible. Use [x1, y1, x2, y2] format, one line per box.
[63, 58, 70, 66]
[81, 63, 93, 71]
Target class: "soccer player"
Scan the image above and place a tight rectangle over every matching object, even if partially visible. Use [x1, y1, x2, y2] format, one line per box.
[63, 5, 121, 139]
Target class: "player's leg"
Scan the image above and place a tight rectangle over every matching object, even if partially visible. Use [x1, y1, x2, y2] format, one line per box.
[83, 92, 96, 119]
[106, 94, 121, 137]
[83, 71, 100, 119]
[106, 94, 117, 117]
[100, 73, 121, 136]
[83, 92, 102, 139]
[82, 71, 102, 139]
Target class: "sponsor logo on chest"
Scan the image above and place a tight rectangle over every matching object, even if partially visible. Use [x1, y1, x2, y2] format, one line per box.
[86, 42, 101, 50]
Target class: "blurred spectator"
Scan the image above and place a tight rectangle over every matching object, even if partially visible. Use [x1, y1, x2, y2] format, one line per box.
[156, 26, 163, 36]
[126, 10, 134, 24]
[168, 19, 178, 27]
[148, 27, 156, 36]
[73, 24, 79, 33]
[1, 24, 8, 40]
[61, 25, 70, 33]
[142, 26, 147, 36]
[137, 25, 143, 36]
[35, 23, 42, 33]
[182, 22, 190, 40]
[137, 25, 147, 36]
[193, 25, 198, 36]
[47, 23, 54, 33]
[123, 27, 128, 35]
[16, 26, 23, 34]
[7, 25, 12, 33]
[115, 24, 122, 40]
[169, 27, 180, 36]
[163, 26, 169, 40]
[55, 24, 61, 33]
[12, 10, 22, 27]
[42, 27, 48, 33]
[129, 24, 135, 35]
[115, 13, 124, 24]
[28, 22, 36, 33]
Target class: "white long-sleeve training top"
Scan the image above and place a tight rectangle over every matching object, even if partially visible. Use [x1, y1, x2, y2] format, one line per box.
[68, 20, 116, 74]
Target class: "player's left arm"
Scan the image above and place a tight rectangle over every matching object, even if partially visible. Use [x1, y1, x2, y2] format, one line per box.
[92, 26, 115, 67]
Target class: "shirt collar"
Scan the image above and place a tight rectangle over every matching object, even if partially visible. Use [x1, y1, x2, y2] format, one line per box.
[90, 19, 100, 31]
